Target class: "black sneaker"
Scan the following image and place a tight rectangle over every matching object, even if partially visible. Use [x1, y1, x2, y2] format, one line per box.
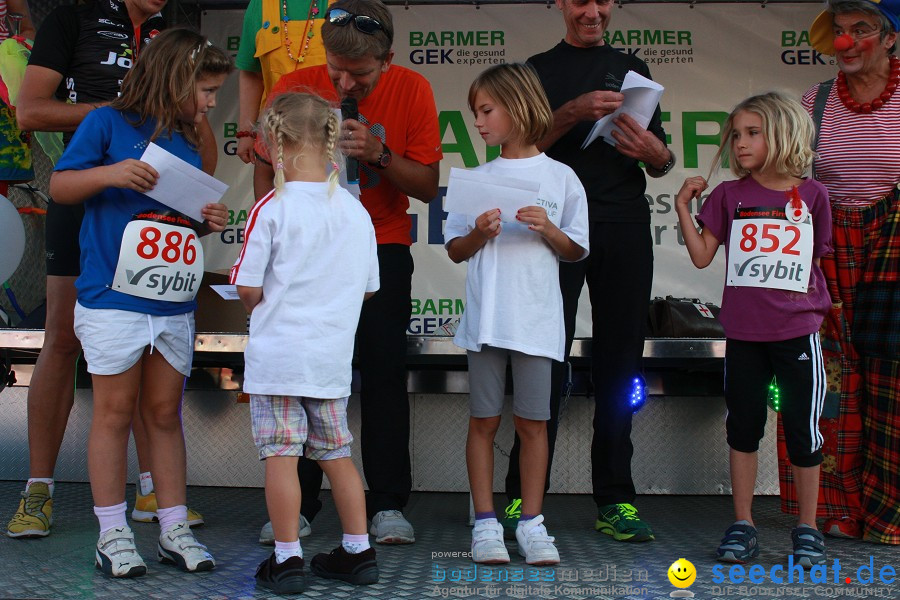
[311, 545, 378, 585]
[255, 552, 307, 595]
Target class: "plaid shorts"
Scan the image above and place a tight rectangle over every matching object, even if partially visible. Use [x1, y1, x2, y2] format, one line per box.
[250, 395, 353, 461]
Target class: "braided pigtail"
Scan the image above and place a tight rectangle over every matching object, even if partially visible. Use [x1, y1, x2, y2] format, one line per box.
[260, 92, 340, 194]
[273, 111, 287, 193]
[324, 111, 341, 197]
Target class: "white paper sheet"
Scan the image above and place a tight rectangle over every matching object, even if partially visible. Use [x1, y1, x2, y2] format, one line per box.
[138, 142, 229, 222]
[582, 70, 665, 149]
[210, 284, 240, 300]
[444, 167, 540, 222]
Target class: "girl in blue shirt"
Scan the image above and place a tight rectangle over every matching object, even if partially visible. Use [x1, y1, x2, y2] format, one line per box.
[50, 28, 232, 579]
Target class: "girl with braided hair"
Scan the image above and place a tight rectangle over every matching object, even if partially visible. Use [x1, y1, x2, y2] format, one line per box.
[230, 92, 380, 593]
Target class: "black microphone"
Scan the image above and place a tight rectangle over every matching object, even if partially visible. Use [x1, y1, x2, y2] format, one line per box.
[340, 97, 359, 184]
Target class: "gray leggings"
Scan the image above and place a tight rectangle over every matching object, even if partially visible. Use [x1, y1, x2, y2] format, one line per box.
[467, 345, 551, 421]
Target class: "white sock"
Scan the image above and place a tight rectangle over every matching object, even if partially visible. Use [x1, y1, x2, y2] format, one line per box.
[27, 478, 54, 497]
[94, 502, 128, 534]
[342, 533, 370, 554]
[274, 539, 302, 563]
[139, 472, 154, 496]
[157, 504, 187, 532]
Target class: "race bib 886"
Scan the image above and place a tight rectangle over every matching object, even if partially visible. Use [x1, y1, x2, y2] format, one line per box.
[112, 213, 204, 302]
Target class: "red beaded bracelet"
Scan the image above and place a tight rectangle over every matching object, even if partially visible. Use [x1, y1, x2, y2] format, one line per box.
[236, 130, 256, 139]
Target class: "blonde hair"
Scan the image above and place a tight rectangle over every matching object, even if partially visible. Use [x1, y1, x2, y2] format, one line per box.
[258, 92, 341, 195]
[467, 63, 552, 147]
[711, 91, 816, 180]
[113, 28, 233, 148]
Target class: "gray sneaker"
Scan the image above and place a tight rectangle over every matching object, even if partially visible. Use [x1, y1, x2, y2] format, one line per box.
[259, 515, 312, 545]
[369, 510, 415, 544]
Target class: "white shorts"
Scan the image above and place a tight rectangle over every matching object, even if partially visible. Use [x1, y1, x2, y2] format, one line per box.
[74, 302, 195, 377]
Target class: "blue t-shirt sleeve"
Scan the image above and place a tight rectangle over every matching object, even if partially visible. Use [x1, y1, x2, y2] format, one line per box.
[55, 109, 113, 172]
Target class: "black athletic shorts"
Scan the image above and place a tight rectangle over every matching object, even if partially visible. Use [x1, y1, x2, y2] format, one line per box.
[45, 199, 83, 277]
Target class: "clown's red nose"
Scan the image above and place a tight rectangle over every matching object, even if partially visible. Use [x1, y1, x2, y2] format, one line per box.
[833, 34, 854, 51]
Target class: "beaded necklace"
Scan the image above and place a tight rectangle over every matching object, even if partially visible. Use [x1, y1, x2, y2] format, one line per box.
[836, 55, 900, 113]
[282, 0, 320, 65]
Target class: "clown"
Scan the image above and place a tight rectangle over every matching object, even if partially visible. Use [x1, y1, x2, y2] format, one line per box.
[776, 0, 900, 546]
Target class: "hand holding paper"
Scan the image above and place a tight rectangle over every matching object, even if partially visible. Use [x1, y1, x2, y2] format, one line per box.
[582, 70, 664, 149]
[138, 142, 229, 222]
[444, 167, 540, 222]
[474, 208, 503, 240]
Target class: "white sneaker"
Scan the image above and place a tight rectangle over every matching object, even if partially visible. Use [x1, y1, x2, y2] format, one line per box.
[158, 521, 215, 572]
[96, 526, 147, 578]
[471, 519, 510, 564]
[369, 510, 415, 544]
[259, 515, 312, 545]
[516, 514, 560, 565]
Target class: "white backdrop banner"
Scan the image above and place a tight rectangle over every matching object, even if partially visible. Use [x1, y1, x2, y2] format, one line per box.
[201, 4, 835, 336]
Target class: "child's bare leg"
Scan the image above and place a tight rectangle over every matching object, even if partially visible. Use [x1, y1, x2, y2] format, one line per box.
[792, 463, 820, 528]
[514, 416, 547, 518]
[89, 363, 141, 507]
[318, 457, 366, 535]
[467, 416, 501, 514]
[132, 402, 153, 475]
[730, 448, 757, 524]
[137, 349, 187, 510]
[265, 456, 301, 542]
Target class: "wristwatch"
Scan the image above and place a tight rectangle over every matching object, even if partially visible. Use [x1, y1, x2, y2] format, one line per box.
[371, 144, 392, 169]
[651, 151, 676, 175]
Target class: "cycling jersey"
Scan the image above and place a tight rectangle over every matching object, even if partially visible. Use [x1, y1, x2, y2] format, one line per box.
[28, 0, 164, 109]
[29, 0, 165, 276]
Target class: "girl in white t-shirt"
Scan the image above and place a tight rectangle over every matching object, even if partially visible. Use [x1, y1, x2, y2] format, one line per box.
[231, 92, 380, 594]
[445, 63, 589, 566]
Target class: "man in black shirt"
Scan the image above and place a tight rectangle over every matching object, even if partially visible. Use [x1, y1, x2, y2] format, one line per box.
[7, 0, 211, 538]
[503, 0, 675, 543]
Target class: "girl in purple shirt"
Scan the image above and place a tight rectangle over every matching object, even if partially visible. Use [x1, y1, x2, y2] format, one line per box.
[674, 92, 832, 568]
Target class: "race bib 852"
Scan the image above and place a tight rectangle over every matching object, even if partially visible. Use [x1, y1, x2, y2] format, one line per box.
[726, 206, 813, 293]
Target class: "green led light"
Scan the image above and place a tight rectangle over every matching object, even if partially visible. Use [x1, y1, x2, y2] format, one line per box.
[767, 377, 781, 412]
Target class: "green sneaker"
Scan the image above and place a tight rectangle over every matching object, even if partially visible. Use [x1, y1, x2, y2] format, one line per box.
[500, 498, 521, 540]
[595, 503, 654, 542]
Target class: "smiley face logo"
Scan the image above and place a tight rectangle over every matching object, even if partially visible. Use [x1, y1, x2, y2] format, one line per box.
[668, 558, 696, 588]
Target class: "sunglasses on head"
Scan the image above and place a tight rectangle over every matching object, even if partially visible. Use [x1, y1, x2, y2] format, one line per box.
[325, 8, 390, 41]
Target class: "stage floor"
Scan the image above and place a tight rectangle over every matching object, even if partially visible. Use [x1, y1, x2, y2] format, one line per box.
[0, 482, 893, 600]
